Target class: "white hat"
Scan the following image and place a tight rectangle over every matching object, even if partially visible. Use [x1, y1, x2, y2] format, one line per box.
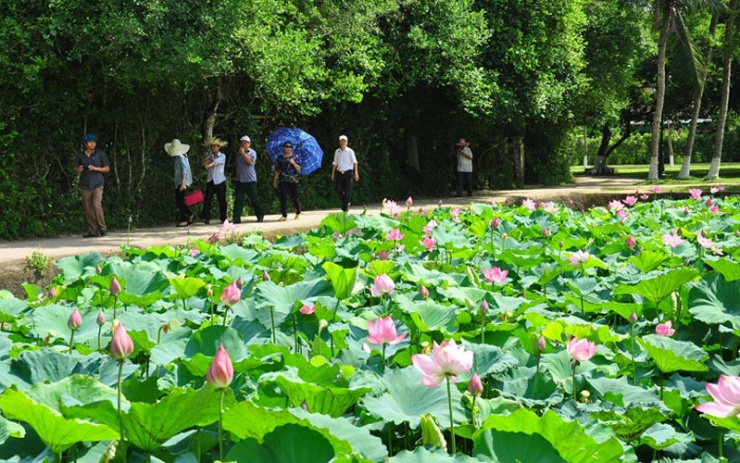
[240, 135, 251, 142]
[339, 135, 348, 141]
[164, 139, 190, 157]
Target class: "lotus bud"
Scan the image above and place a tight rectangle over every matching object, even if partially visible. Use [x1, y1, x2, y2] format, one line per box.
[559, 241, 564, 249]
[67, 308, 82, 331]
[236, 277, 243, 289]
[490, 218, 500, 230]
[318, 319, 329, 333]
[479, 299, 489, 314]
[580, 390, 590, 403]
[49, 287, 57, 299]
[626, 235, 636, 249]
[468, 373, 484, 397]
[110, 323, 134, 360]
[542, 228, 550, 237]
[96, 265, 102, 274]
[263, 270, 270, 281]
[536, 336, 546, 353]
[300, 304, 315, 315]
[629, 312, 638, 324]
[405, 197, 413, 207]
[419, 285, 430, 299]
[110, 277, 122, 296]
[97, 312, 106, 326]
[438, 200, 443, 207]
[206, 285, 213, 297]
[206, 343, 234, 389]
[220, 280, 241, 307]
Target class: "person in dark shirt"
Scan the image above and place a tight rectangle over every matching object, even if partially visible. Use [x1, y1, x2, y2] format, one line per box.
[73, 133, 110, 237]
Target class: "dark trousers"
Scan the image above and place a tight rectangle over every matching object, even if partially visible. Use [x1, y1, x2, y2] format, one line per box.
[174, 188, 193, 222]
[456, 171, 473, 197]
[202, 180, 227, 222]
[279, 182, 301, 217]
[233, 181, 264, 222]
[334, 171, 353, 211]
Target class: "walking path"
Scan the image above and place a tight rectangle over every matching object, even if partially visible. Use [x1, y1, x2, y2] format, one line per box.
[0, 176, 643, 273]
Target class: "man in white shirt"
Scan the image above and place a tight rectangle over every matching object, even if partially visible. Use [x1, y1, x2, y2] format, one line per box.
[330, 135, 360, 212]
[455, 138, 473, 197]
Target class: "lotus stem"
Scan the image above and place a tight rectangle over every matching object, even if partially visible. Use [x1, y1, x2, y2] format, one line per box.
[293, 315, 299, 354]
[382, 344, 387, 367]
[218, 389, 225, 461]
[629, 322, 637, 384]
[117, 360, 124, 440]
[112, 297, 118, 320]
[69, 330, 75, 354]
[571, 360, 577, 399]
[446, 376, 456, 454]
[270, 307, 276, 344]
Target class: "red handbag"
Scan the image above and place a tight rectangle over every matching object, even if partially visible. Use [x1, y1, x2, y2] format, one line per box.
[184, 189, 204, 206]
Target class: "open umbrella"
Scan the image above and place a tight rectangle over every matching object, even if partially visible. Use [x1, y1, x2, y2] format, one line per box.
[266, 128, 324, 175]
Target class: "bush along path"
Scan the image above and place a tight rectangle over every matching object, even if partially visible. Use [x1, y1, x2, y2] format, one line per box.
[0, 187, 739, 462]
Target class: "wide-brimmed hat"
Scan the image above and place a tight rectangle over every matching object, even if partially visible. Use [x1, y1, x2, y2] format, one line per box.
[204, 137, 228, 148]
[455, 138, 470, 147]
[165, 139, 190, 157]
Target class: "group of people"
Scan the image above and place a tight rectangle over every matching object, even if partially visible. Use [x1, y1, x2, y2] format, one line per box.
[74, 132, 472, 236]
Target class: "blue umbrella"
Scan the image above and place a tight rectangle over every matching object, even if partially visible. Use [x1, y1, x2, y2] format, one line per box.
[266, 128, 324, 175]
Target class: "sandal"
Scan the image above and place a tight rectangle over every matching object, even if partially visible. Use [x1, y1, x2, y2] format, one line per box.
[278, 217, 287, 222]
[176, 221, 189, 227]
[188, 213, 195, 224]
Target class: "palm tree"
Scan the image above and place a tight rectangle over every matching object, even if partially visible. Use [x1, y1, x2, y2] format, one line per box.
[706, 0, 738, 179]
[648, 0, 716, 180]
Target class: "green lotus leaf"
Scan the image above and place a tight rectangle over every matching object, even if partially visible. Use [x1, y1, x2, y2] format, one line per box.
[613, 268, 699, 303]
[473, 409, 624, 463]
[184, 325, 246, 361]
[704, 256, 740, 282]
[0, 387, 118, 454]
[688, 272, 740, 329]
[226, 423, 335, 463]
[637, 335, 708, 373]
[398, 299, 459, 334]
[389, 445, 480, 462]
[321, 212, 357, 235]
[321, 262, 359, 301]
[627, 250, 666, 273]
[0, 297, 27, 324]
[273, 374, 371, 417]
[362, 367, 465, 429]
[56, 252, 106, 285]
[166, 276, 206, 300]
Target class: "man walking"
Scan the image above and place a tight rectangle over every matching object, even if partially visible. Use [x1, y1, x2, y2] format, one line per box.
[455, 138, 473, 197]
[232, 135, 264, 223]
[74, 133, 110, 237]
[330, 135, 359, 212]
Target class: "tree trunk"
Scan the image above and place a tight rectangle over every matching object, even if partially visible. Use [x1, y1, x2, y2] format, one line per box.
[205, 78, 223, 139]
[706, 0, 736, 179]
[679, 13, 717, 179]
[407, 135, 420, 171]
[649, 4, 671, 180]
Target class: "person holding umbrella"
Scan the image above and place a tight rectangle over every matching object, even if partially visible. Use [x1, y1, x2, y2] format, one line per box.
[330, 135, 359, 212]
[272, 141, 302, 221]
[165, 138, 195, 227]
[201, 137, 228, 225]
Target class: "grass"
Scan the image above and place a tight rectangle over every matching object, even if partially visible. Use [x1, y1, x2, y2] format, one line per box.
[570, 162, 740, 188]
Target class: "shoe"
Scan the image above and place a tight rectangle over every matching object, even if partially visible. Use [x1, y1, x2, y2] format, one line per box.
[232, 219, 241, 224]
[99, 229, 108, 237]
[278, 217, 287, 222]
[82, 232, 97, 238]
[295, 214, 301, 220]
[176, 222, 189, 227]
[256, 217, 264, 223]
[188, 213, 195, 224]
[203, 219, 210, 225]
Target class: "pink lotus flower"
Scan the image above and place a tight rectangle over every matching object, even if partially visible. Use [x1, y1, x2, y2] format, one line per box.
[376, 251, 390, 260]
[490, 218, 500, 230]
[542, 228, 550, 237]
[607, 200, 624, 211]
[616, 209, 629, 220]
[626, 235, 636, 249]
[709, 205, 720, 214]
[421, 236, 436, 250]
[382, 199, 401, 216]
[541, 201, 557, 213]
[412, 339, 474, 387]
[423, 220, 438, 235]
[695, 375, 740, 418]
[299, 304, 315, 315]
[655, 320, 675, 337]
[688, 188, 702, 200]
[97, 312, 106, 326]
[522, 198, 536, 211]
[652, 186, 662, 194]
[451, 208, 461, 222]
[697, 233, 724, 256]
[207, 233, 220, 244]
[640, 194, 650, 201]
[370, 274, 395, 297]
[67, 308, 82, 331]
[367, 316, 407, 345]
[623, 195, 638, 207]
[468, 373, 483, 397]
[710, 185, 725, 194]
[705, 198, 713, 207]
[219, 219, 236, 234]
[419, 285, 429, 299]
[110, 277, 122, 296]
[220, 280, 241, 307]
[482, 266, 508, 284]
[569, 250, 590, 268]
[567, 337, 597, 363]
[405, 197, 413, 207]
[206, 343, 234, 389]
[189, 249, 200, 257]
[110, 323, 135, 360]
[386, 228, 405, 242]
[662, 232, 685, 248]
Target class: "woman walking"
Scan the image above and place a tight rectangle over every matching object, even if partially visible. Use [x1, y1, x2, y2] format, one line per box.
[272, 141, 302, 221]
[165, 139, 195, 227]
[201, 137, 228, 225]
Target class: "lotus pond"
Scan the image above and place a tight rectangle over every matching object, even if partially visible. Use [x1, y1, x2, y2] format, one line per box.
[0, 189, 739, 463]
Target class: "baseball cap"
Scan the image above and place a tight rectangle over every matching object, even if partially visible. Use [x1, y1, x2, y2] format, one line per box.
[240, 135, 251, 142]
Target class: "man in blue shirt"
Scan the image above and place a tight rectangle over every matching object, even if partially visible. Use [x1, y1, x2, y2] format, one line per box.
[73, 133, 110, 237]
[201, 137, 228, 225]
[232, 135, 264, 223]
